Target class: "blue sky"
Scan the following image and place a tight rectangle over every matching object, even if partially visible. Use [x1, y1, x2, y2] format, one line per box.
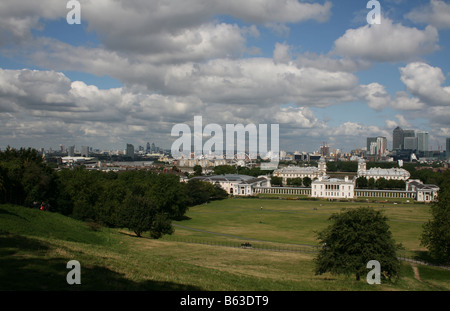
[0, 0, 449, 153]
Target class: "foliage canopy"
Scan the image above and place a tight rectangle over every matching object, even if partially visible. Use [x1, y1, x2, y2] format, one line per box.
[314, 207, 401, 281]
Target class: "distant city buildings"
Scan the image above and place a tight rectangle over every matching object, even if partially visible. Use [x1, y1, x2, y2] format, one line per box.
[126, 144, 135, 159]
[68, 146, 75, 157]
[392, 127, 403, 150]
[366, 136, 387, 159]
[81, 146, 89, 157]
[403, 136, 417, 151]
[391, 127, 429, 152]
[416, 131, 429, 152]
[447, 137, 450, 160]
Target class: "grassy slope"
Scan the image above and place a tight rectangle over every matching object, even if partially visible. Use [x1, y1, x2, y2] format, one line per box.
[0, 201, 449, 291]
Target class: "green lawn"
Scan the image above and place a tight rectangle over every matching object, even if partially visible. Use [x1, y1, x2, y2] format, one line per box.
[169, 198, 431, 254]
[1, 200, 449, 291]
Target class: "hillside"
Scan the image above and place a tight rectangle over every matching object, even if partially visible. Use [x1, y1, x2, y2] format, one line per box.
[1, 202, 449, 293]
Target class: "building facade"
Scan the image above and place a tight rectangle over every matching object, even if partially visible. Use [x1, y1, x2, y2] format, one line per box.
[357, 158, 410, 181]
[406, 179, 439, 203]
[446, 137, 450, 160]
[189, 174, 271, 196]
[126, 144, 135, 159]
[272, 157, 327, 185]
[403, 136, 418, 150]
[311, 176, 355, 199]
[393, 127, 403, 150]
[416, 131, 429, 152]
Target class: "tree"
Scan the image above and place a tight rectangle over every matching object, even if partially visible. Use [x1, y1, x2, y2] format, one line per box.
[213, 165, 237, 175]
[356, 176, 368, 188]
[118, 194, 173, 238]
[0, 147, 59, 207]
[287, 177, 302, 187]
[421, 170, 450, 264]
[375, 177, 388, 190]
[367, 177, 376, 189]
[303, 177, 312, 188]
[193, 165, 203, 176]
[314, 207, 400, 282]
[270, 176, 283, 186]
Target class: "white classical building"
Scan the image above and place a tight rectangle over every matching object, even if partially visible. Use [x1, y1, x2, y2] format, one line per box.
[406, 179, 440, 203]
[189, 174, 271, 196]
[272, 157, 327, 185]
[357, 158, 410, 181]
[311, 176, 355, 199]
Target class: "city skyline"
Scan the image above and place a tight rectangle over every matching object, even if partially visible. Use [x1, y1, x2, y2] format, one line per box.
[1, 1, 450, 152]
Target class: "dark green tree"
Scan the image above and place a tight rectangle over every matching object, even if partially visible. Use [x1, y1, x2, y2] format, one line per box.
[270, 176, 283, 186]
[287, 177, 303, 187]
[421, 170, 450, 264]
[213, 165, 237, 175]
[193, 165, 203, 176]
[0, 147, 59, 207]
[375, 177, 388, 190]
[314, 207, 401, 281]
[356, 176, 368, 188]
[303, 177, 312, 187]
[117, 194, 173, 238]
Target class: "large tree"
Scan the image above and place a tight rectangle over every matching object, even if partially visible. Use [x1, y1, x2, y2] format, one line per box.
[421, 170, 450, 264]
[314, 207, 400, 282]
[117, 194, 173, 238]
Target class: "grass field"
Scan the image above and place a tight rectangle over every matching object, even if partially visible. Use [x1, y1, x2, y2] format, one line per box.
[1, 198, 449, 291]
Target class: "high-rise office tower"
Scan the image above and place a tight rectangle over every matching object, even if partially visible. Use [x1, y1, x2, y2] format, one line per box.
[446, 137, 450, 159]
[126, 144, 135, 159]
[402, 130, 415, 151]
[403, 137, 418, 150]
[68, 146, 75, 157]
[376, 136, 388, 157]
[81, 146, 89, 157]
[393, 127, 403, 150]
[367, 137, 377, 154]
[416, 131, 429, 152]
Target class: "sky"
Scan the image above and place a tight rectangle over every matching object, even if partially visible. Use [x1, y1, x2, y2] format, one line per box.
[0, 0, 449, 154]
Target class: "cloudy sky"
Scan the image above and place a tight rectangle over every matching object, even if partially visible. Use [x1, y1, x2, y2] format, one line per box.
[1, 0, 449, 153]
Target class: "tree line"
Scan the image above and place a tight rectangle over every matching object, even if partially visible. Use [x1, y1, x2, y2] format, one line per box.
[355, 177, 406, 189]
[0, 147, 227, 238]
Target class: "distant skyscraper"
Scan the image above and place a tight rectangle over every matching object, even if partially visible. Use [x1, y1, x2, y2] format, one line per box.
[416, 131, 429, 152]
[403, 137, 418, 150]
[401, 130, 415, 151]
[376, 136, 388, 157]
[367, 137, 377, 154]
[446, 137, 450, 159]
[403, 130, 415, 138]
[126, 144, 135, 159]
[146, 142, 151, 154]
[68, 146, 75, 157]
[81, 146, 89, 157]
[393, 127, 403, 150]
